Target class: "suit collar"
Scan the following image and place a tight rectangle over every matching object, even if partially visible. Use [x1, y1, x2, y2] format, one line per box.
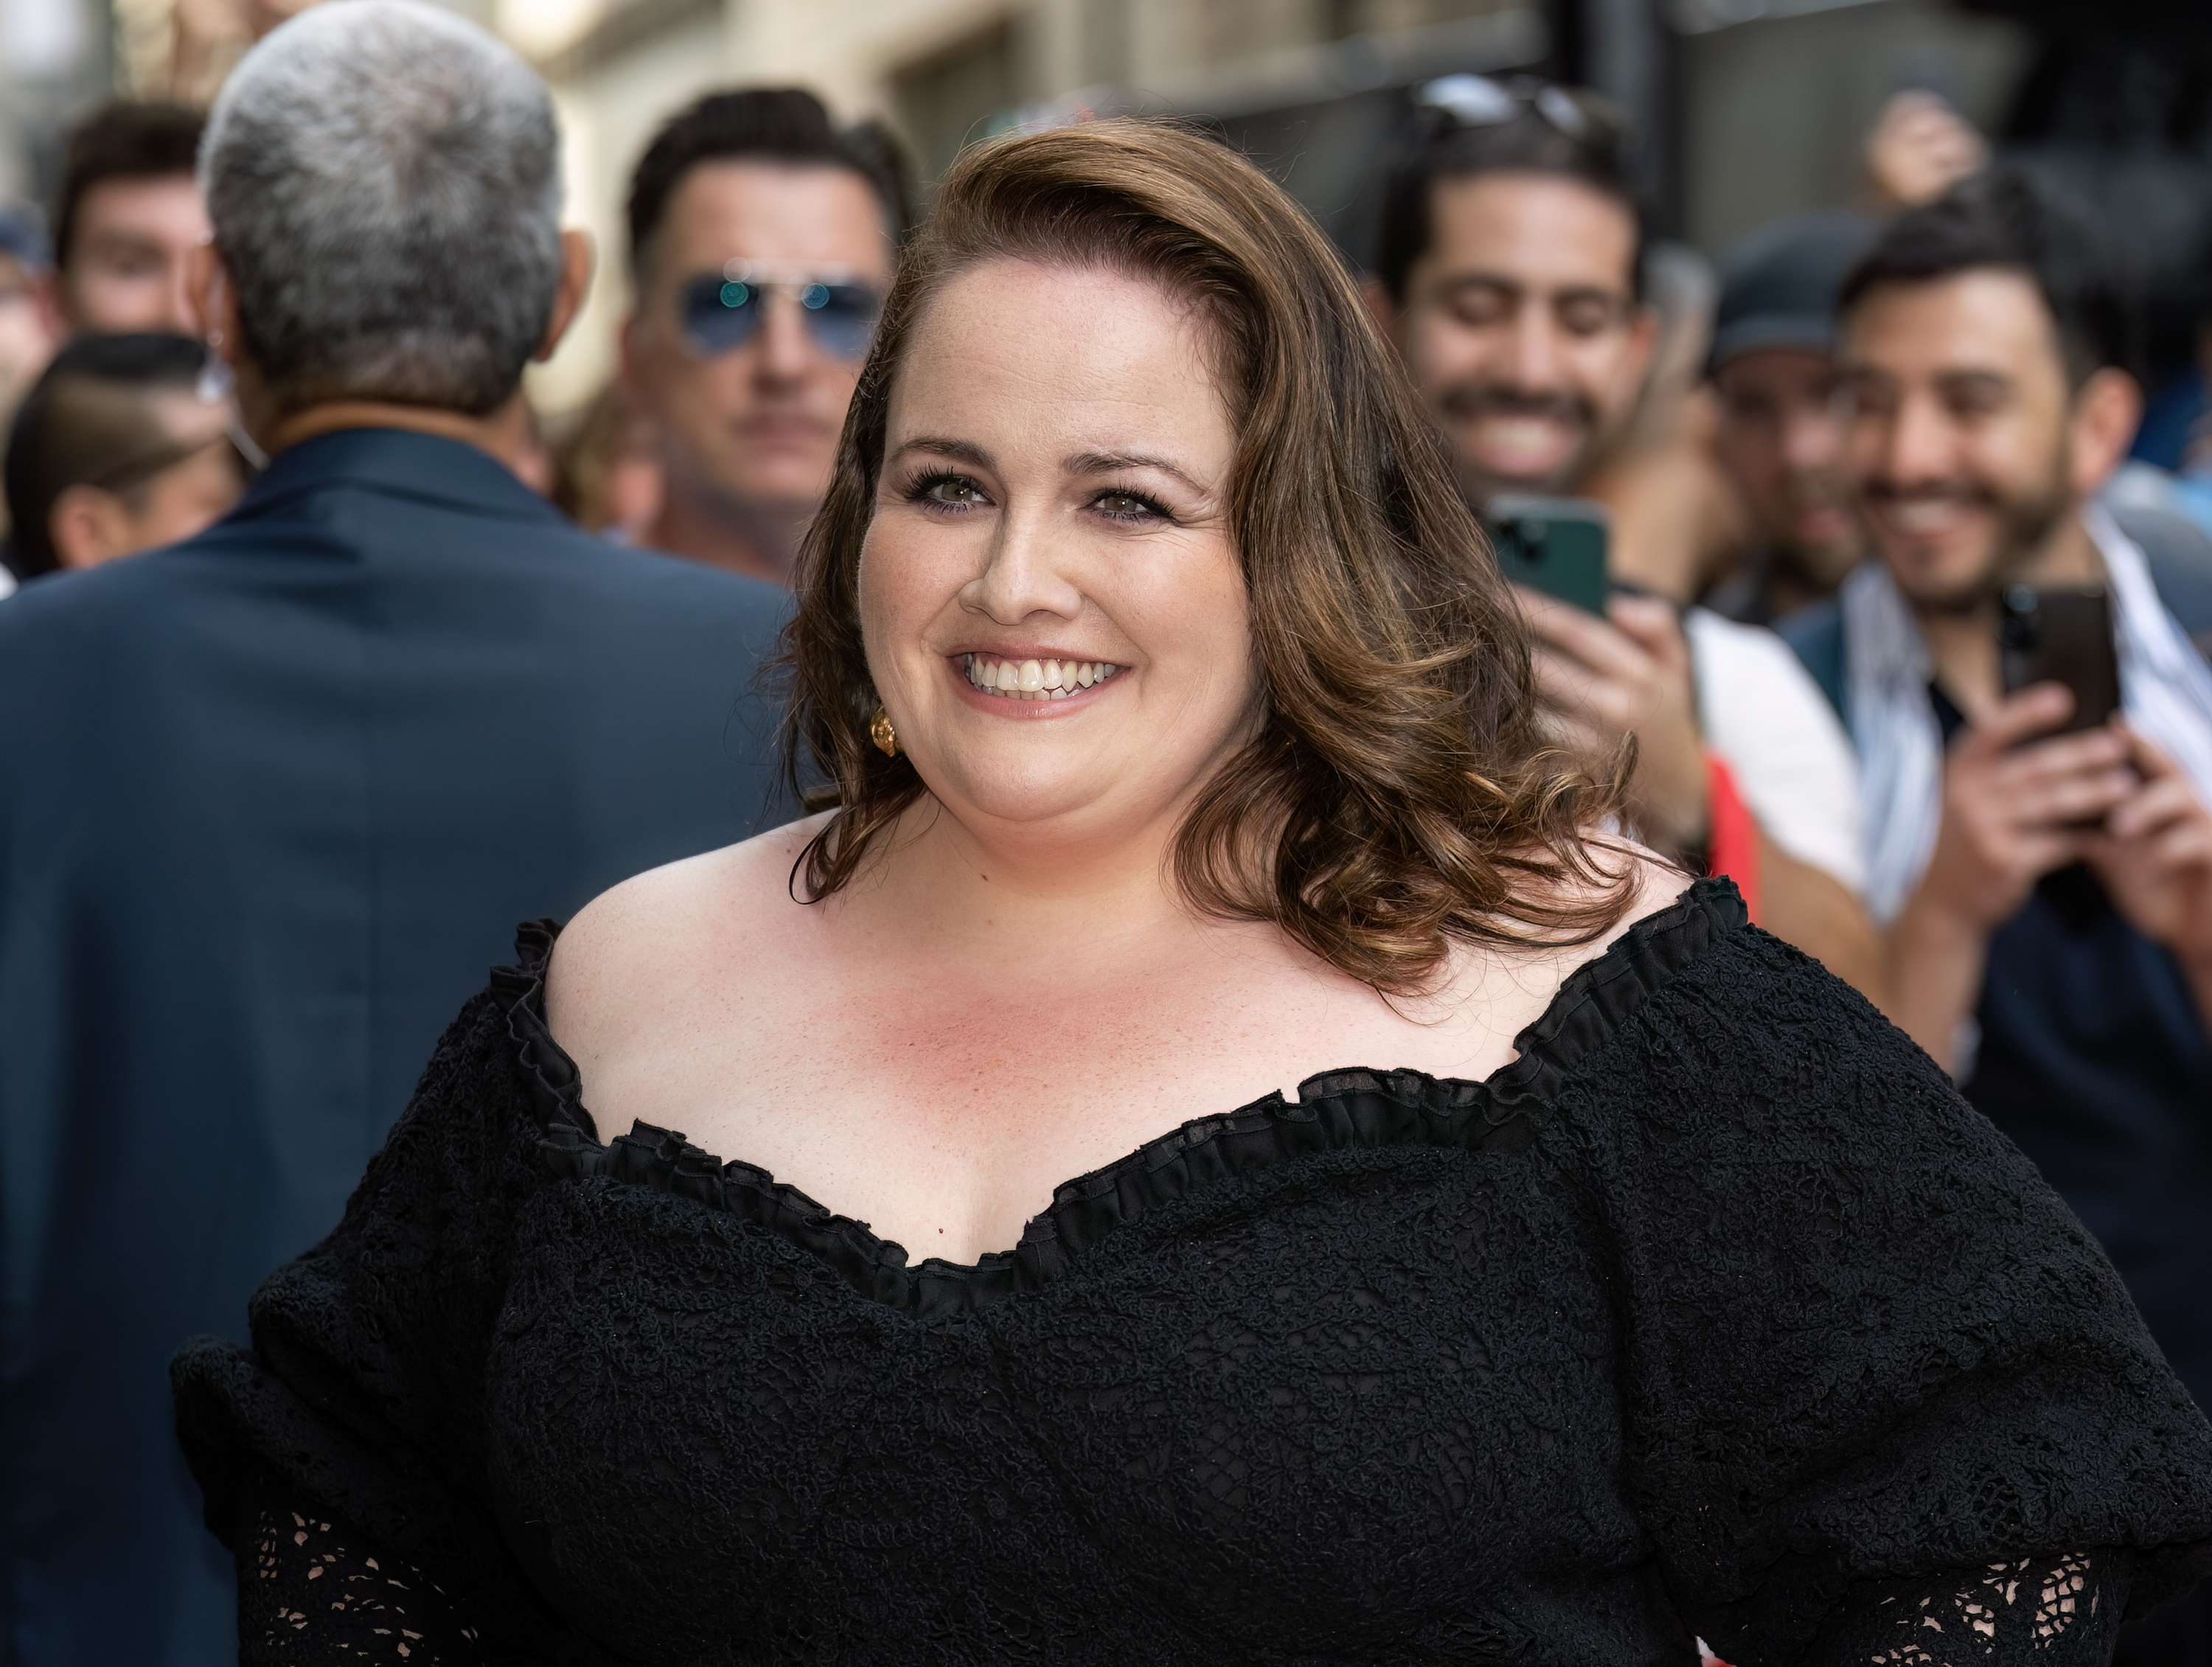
[235, 425, 561, 525]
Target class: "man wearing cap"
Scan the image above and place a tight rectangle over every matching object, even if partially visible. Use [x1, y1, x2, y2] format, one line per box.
[1703, 213, 1876, 626]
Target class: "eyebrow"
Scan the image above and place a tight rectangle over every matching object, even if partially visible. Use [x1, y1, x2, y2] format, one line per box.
[1062, 450, 1204, 492]
[893, 437, 1206, 493]
[893, 435, 995, 470]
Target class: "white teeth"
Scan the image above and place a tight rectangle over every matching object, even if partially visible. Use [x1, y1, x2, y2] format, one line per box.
[961, 653, 1120, 698]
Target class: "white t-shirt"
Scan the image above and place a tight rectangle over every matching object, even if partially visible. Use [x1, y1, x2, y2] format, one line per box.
[1683, 605, 1865, 897]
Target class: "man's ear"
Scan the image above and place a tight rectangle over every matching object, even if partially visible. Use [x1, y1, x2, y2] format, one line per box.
[1359, 274, 1402, 351]
[534, 229, 595, 362]
[48, 484, 130, 570]
[2068, 366, 2142, 499]
[188, 242, 241, 368]
[1622, 302, 1661, 390]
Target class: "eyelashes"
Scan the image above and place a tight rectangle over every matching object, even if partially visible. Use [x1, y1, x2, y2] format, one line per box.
[897, 470, 1175, 526]
[904, 470, 988, 513]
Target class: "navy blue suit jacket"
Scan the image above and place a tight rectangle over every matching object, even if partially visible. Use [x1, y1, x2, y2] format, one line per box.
[0, 429, 790, 1665]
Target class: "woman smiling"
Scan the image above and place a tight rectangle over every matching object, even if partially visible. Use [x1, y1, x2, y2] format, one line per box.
[176, 122, 2212, 1666]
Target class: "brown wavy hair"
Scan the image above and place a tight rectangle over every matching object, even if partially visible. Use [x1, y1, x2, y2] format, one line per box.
[781, 118, 1632, 995]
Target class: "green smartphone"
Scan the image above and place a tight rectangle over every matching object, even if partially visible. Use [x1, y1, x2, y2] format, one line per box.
[1486, 495, 1612, 615]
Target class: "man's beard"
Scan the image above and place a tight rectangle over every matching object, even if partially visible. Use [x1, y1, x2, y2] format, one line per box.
[1435, 383, 1603, 503]
[1864, 459, 2073, 615]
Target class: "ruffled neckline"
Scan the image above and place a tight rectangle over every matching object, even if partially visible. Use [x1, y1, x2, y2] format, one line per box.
[490, 877, 1745, 1319]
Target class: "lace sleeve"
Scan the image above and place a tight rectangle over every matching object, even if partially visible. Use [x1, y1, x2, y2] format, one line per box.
[1582, 925, 2212, 1667]
[243, 1495, 478, 1664]
[173, 928, 585, 1657]
[1812, 1551, 2129, 1667]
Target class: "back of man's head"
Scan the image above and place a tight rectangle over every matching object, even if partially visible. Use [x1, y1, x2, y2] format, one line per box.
[4, 333, 210, 579]
[626, 87, 908, 283]
[1840, 167, 2135, 389]
[201, 0, 561, 417]
[56, 102, 204, 273]
[1375, 82, 1644, 305]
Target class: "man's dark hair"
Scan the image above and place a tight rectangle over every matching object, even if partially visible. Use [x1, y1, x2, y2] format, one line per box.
[55, 101, 205, 270]
[1374, 99, 1646, 305]
[626, 88, 910, 279]
[3, 333, 209, 580]
[1838, 167, 2138, 388]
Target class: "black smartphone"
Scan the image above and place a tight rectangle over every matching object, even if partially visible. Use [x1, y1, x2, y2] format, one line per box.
[1486, 495, 1611, 616]
[1997, 583, 2121, 733]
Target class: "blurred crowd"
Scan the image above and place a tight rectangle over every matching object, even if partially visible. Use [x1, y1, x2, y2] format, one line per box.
[0, 1, 2208, 1662]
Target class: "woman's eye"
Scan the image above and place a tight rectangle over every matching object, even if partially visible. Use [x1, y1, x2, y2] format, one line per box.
[1093, 491, 1164, 522]
[917, 476, 986, 509]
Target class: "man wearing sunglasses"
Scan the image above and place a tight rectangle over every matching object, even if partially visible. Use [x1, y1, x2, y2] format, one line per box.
[1370, 76, 1884, 1001]
[622, 88, 904, 582]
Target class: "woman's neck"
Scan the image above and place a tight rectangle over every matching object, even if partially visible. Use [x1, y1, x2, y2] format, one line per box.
[849, 796, 1204, 957]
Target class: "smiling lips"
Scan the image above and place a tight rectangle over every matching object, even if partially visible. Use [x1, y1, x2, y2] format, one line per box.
[961, 652, 1121, 701]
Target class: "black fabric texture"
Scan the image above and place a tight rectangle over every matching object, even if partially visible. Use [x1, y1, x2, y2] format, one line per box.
[172, 879, 2212, 1665]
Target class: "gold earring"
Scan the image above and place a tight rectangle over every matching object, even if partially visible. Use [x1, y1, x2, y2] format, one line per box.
[869, 705, 900, 757]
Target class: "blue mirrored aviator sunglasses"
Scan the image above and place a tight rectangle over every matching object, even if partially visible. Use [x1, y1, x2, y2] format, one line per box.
[678, 257, 883, 360]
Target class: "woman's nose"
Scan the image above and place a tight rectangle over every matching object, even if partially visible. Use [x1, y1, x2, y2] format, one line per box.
[966, 504, 1084, 624]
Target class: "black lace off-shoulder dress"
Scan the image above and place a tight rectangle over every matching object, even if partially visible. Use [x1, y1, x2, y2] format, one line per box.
[172, 880, 2212, 1666]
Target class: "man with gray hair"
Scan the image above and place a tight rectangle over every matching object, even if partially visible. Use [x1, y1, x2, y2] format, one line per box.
[0, 6, 787, 1662]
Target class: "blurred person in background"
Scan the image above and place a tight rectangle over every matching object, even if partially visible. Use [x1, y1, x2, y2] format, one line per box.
[0, 208, 56, 421]
[552, 377, 663, 540]
[621, 88, 904, 582]
[42, 100, 208, 337]
[0, 5, 788, 1663]
[1368, 77, 1882, 998]
[1, 333, 246, 583]
[0, 208, 59, 588]
[1701, 213, 1875, 626]
[1780, 173, 2212, 1517]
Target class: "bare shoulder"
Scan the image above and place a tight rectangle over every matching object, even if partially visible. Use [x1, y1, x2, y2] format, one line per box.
[1582, 840, 1696, 954]
[544, 812, 830, 1062]
[1447, 838, 1691, 1014]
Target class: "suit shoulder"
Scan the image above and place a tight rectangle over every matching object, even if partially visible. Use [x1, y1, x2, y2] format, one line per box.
[574, 542, 789, 624]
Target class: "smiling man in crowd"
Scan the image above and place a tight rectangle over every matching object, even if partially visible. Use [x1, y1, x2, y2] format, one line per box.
[621, 88, 904, 581]
[1368, 79, 1881, 997]
[1778, 171, 2212, 1493]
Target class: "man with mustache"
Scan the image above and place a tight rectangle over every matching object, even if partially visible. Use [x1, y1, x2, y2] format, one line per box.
[1369, 80, 1880, 996]
[1780, 170, 2212, 1469]
[621, 88, 904, 582]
